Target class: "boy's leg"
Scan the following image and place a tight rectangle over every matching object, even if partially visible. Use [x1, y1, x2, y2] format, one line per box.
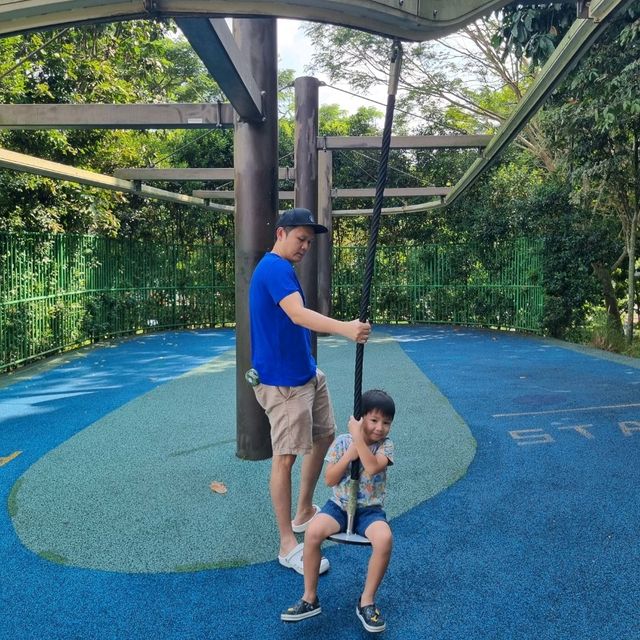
[301, 513, 341, 603]
[281, 511, 341, 622]
[361, 520, 393, 606]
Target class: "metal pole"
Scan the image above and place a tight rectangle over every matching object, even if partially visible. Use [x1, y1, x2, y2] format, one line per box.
[234, 17, 277, 460]
[294, 76, 320, 355]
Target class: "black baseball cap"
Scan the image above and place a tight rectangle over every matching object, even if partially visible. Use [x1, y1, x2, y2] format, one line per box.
[276, 208, 328, 234]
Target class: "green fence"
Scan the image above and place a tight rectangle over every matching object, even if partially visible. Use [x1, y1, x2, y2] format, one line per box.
[0, 233, 543, 372]
[332, 239, 543, 330]
[0, 233, 235, 371]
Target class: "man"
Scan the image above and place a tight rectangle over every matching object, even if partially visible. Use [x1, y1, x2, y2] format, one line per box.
[249, 207, 371, 575]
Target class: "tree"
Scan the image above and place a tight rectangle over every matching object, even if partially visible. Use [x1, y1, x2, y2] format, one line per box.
[494, 3, 576, 67]
[541, 7, 640, 343]
[303, 18, 558, 171]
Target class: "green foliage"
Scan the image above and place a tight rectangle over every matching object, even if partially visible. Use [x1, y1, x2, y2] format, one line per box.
[539, 5, 640, 342]
[1, 10, 637, 355]
[582, 307, 629, 352]
[0, 20, 224, 240]
[494, 3, 576, 66]
[522, 178, 614, 337]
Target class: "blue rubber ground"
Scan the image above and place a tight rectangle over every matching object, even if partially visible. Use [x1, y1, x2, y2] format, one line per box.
[1, 326, 639, 639]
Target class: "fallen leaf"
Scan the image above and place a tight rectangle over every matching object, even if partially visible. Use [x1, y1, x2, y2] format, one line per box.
[210, 481, 228, 494]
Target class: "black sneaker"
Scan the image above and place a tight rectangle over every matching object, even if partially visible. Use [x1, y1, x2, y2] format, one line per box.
[356, 602, 386, 633]
[281, 598, 321, 622]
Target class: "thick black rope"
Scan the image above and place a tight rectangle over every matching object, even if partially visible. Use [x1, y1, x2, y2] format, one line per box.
[330, 39, 403, 542]
[353, 38, 403, 421]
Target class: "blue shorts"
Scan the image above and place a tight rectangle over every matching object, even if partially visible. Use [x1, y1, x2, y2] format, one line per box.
[320, 499, 387, 537]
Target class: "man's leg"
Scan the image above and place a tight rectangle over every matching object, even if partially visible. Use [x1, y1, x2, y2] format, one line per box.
[293, 433, 333, 525]
[294, 369, 336, 525]
[271, 453, 298, 557]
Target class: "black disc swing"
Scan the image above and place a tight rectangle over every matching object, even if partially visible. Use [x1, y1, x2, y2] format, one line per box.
[328, 38, 403, 546]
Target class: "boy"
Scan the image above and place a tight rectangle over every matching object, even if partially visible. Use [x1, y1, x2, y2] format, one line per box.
[281, 389, 395, 633]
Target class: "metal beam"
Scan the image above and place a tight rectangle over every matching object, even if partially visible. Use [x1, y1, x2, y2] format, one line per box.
[175, 17, 263, 122]
[114, 167, 295, 180]
[233, 17, 276, 460]
[317, 149, 332, 317]
[333, 187, 451, 198]
[294, 76, 320, 358]
[193, 189, 295, 199]
[0, 146, 232, 211]
[317, 135, 492, 150]
[445, 1, 636, 208]
[0, 103, 235, 129]
[0, 1, 514, 43]
[589, 0, 626, 20]
[193, 188, 451, 199]
[333, 200, 444, 216]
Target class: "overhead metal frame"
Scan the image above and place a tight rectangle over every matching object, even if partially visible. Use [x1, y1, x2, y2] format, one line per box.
[0, 0, 634, 215]
[317, 134, 492, 150]
[175, 17, 263, 122]
[333, 200, 443, 216]
[192, 187, 450, 199]
[0, 0, 512, 42]
[114, 167, 295, 180]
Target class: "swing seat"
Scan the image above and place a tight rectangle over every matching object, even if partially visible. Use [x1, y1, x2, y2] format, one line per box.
[328, 531, 371, 546]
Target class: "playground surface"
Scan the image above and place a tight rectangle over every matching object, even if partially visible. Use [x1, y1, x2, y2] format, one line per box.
[1, 325, 639, 640]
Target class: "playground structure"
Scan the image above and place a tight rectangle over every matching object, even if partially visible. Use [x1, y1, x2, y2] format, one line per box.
[0, 0, 636, 460]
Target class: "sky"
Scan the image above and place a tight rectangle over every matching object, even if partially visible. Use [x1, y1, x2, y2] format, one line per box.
[276, 18, 388, 115]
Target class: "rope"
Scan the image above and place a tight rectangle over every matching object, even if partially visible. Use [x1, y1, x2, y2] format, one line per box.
[353, 38, 403, 420]
[331, 38, 403, 543]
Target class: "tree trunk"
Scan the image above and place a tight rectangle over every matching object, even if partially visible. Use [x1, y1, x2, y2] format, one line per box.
[625, 226, 637, 344]
[626, 133, 640, 345]
[592, 261, 624, 336]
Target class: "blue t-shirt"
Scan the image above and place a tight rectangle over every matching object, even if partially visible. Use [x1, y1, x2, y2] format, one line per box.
[249, 252, 316, 386]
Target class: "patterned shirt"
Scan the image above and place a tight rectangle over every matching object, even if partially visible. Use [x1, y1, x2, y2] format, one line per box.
[325, 433, 394, 509]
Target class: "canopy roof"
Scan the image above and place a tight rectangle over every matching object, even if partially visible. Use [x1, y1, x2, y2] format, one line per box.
[0, 0, 512, 41]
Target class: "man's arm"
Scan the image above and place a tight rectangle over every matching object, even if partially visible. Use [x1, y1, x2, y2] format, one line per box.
[279, 291, 370, 343]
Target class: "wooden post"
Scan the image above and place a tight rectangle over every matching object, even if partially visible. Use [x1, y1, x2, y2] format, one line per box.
[317, 149, 333, 318]
[294, 76, 320, 354]
[234, 18, 277, 460]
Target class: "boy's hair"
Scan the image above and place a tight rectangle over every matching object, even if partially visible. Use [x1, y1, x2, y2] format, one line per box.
[361, 389, 395, 420]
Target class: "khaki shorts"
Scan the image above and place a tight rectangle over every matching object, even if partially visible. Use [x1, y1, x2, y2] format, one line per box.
[253, 368, 336, 456]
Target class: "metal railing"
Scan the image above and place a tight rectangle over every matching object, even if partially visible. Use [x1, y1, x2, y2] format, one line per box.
[0, 233, 543, 372]
[0, 233, 235, 371]
[332, 239, 543, 331]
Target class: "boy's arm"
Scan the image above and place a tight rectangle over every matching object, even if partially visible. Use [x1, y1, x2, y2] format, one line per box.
[279, 292, 370, 343]
[325, 442, 358, 486]
[348, 416, 390, 476]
